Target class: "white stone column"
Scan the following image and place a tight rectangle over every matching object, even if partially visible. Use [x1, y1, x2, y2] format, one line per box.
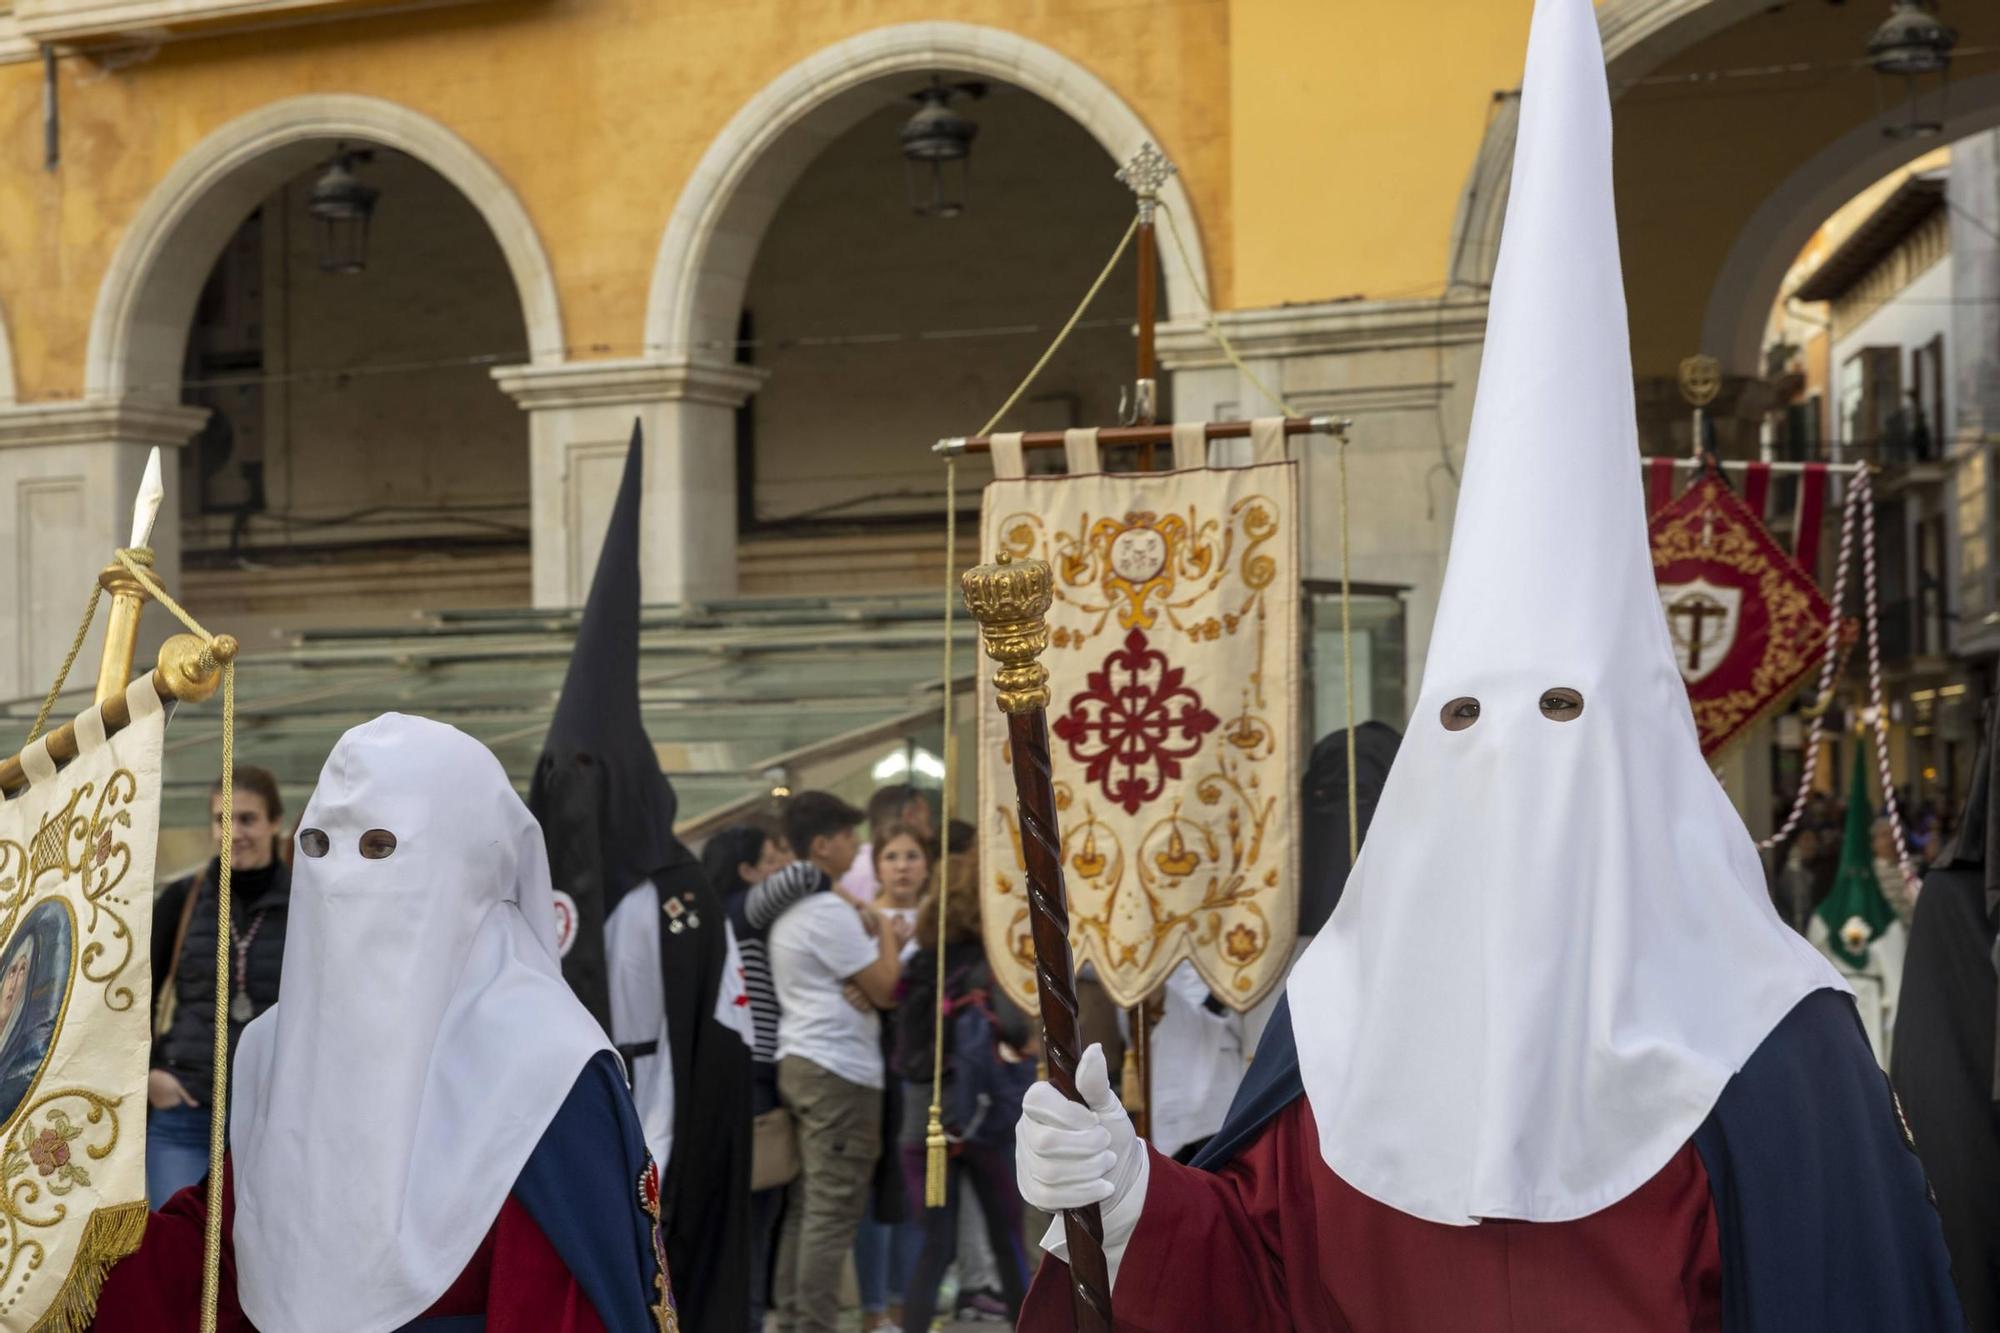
[0, 399, 208, 700]
[493, 358, 767, 608]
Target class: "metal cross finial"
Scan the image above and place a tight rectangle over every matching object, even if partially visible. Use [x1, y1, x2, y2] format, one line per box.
[1117, 143, 1176, 222]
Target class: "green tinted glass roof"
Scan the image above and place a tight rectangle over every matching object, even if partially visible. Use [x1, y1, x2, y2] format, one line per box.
[0, 593, 973, 853]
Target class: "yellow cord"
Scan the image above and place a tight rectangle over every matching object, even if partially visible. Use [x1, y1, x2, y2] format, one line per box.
[1158, 202, 1359, 863]
[925, 459, 957, 1209]
[115, 551, 233, 1333]
[925, 215, 1141, 1205]
[25, 584, 104, 745]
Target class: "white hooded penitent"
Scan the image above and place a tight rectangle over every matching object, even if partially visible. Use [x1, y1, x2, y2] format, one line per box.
[228, 714, 612, 1333]
[1285, 0, 1841, 1227]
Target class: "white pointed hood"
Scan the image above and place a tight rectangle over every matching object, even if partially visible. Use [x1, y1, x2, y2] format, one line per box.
[229, 714, 612, 1332]
[1285, 0, 1841, 1227]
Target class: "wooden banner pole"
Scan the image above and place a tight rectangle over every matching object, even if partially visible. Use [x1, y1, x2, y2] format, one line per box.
[961, 553, 1112, 1333]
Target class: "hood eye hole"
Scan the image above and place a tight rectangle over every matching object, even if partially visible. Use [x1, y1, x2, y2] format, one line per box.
[1440, 697, 1481, 732]
[298, 828, 329, 858]
[358, 829, 399, 860]
[1540, 687, 1585, 722]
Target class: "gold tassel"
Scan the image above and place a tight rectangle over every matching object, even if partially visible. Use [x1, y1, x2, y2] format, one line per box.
[30, 1200, 149, 1333]
[924, 1103, 949, 1207]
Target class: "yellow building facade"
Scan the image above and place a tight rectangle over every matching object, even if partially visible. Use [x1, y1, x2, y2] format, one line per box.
[0, 0, 1996, 740]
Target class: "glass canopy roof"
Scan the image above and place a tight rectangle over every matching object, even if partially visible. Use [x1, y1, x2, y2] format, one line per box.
[0, 594, 975, 866]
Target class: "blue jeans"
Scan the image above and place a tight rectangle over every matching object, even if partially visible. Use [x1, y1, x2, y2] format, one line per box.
[852, 1214, 913, 1315]
[147, 1103, 213, 1207]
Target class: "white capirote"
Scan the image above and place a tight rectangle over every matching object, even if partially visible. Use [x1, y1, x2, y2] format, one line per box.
[1285, 0, 1841, 1227]
[229, 714, 613, 1333]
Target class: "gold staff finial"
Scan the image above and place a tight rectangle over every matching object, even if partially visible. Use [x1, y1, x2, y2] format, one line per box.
[960, 554, 1053, 714]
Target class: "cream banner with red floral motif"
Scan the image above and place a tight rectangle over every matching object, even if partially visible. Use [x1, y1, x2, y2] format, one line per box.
[976, 454, 1299, 1013]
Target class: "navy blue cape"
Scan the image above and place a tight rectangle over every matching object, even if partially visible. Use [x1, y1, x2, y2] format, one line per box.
[407, 1049, 661, 1333]
[1191, 989, 1963, 1332]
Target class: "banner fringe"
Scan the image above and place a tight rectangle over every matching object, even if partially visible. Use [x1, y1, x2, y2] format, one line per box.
[28, 1200, 148, 1333]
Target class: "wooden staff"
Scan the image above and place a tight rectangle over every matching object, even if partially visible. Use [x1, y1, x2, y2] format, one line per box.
[961, 553, 1111, 1333]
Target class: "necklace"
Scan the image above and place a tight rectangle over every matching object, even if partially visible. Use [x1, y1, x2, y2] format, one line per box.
[228, 900, 270, 1025]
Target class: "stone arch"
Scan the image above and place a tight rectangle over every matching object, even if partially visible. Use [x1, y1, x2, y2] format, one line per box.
[644, 20, 1211, 363]
[1448, 0, 1781, 292]
[1699, 71, 2000, 370]
[86, 93, 564, 402]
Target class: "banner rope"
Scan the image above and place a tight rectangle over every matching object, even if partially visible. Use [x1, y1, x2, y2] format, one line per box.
[114, 550, 235, 1333]
[1761, 475, 1861, 850]
[1157, 202, 1361, 862]
[1854, 468, 1922, 897]
[926, 216, 1139, 1206]
[25, 584, 105, 745]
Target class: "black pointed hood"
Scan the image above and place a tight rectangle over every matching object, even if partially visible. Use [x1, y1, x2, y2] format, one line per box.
[529, 422, 694, 1023]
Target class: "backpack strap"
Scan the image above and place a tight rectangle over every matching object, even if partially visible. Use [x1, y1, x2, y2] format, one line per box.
[153, 871, 206, 1039]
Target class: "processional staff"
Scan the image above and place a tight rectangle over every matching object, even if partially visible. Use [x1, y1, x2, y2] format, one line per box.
[961, 552, 1112, 1333]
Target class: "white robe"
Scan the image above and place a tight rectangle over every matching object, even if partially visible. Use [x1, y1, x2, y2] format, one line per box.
[606, 878, 754, 1169]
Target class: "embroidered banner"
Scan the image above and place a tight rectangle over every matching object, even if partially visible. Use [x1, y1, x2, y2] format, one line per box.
[1650, 470, 1832, 757]
[0, 677, 164, 1332]
[977, 460, 1299, 1012]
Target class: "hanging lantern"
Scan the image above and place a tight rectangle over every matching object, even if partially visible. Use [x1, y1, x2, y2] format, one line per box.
[308, 145, 380, 274]
[1869, 1, 1957, 140]
[900, 77, 984, 219]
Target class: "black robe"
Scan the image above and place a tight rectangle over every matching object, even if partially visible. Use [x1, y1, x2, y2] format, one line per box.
[1297, 722, 1400, 935]
[1893, 715, 2000, 1329]
[530, 423, 751, 1333]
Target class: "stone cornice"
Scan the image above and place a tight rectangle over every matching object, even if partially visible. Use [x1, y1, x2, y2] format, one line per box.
[492, 358, 769, 411]
[0, 398, 209, 449]
[0, 19, 35, 64]
[1157, 295, 1490, 372]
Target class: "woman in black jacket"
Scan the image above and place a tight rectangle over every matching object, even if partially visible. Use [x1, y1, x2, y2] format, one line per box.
[147, 765, 290, 1205]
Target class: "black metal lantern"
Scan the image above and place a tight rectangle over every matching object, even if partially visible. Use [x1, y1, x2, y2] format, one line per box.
[1869, 1, 1957, 139]
[308, 145, 380, 274]
[900, 78, 984, 218]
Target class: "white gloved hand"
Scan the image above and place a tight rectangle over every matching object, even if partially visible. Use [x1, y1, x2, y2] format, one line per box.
[1017, 1043, 1150, 1285]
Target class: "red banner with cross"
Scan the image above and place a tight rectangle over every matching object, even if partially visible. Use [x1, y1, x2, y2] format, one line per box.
[1648, 462, 1833, 757]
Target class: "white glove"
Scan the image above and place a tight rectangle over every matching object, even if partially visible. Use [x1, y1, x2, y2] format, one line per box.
[1017, 1043, 1150, 1286]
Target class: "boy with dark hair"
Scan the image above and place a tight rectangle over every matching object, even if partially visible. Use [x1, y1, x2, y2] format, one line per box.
[767, 791, 906, 1333]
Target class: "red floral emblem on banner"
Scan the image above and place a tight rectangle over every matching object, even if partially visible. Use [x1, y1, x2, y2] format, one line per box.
[1053, 628, 1220, 815]
[1650, 470, 1832, 757]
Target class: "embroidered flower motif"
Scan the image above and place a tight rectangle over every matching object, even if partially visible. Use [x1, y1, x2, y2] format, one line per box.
[89, 828, 114, 870]
[1051, 629, 1219, 816]
[28, 1129, 68, 1176]
[1224, 924, 1260, 963]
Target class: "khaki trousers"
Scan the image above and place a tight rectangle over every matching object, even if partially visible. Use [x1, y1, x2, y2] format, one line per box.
[771, 1055, 882, 1333]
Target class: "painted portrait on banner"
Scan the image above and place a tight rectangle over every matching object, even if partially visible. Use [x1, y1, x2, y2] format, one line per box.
[0, 678, 166, 1332]
[0, 900, 73, 1129]
[976, 454, 1300, 1013]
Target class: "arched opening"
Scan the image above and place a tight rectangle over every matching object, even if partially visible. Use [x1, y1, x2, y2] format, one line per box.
[644, 22, 1204, 598]
[734, 80, 1151, 589]
[174, 147, 532, 628]
[1580, 0, 2000, 838]
[86, 95, 563, 637]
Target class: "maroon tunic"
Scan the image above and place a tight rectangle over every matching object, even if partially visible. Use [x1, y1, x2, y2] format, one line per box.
[92, 1160, 608, 1332]
[1022, 1098, 1722, 1332]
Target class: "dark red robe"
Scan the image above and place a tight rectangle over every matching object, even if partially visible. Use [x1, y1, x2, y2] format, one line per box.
[1022, 1097, 1721, 1332]
[92, 1161, 608, 1332]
